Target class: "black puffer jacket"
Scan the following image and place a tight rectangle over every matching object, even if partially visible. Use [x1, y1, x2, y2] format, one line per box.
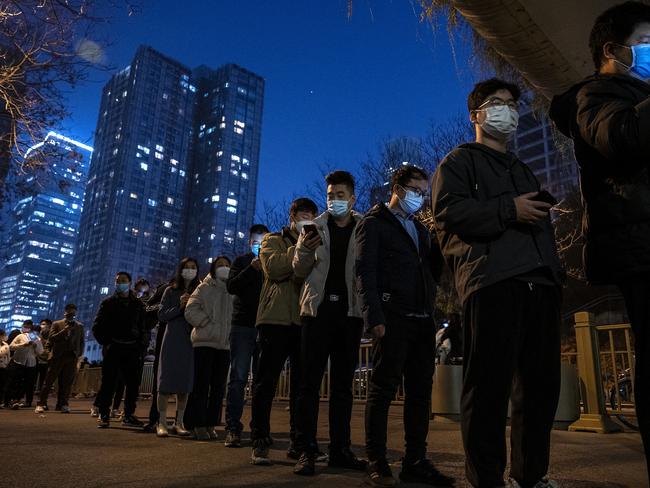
[431, 143, 563, 304]
[92, 291, 147, 348]
[226, 253, 264, 328]
[355, 203, 443, 332]
[549, 73, 650, 284]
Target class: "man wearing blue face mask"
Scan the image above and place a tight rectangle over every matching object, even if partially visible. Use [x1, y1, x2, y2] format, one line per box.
[292, 171, 366, 476]
[356, 165, 453, 487]
[549, 1, 650, 479]
[432, 79, 564, 488]
[223, 223, 268, 447]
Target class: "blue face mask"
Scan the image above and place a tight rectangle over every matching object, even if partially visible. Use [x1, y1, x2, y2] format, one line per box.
[398, 189, 424, 215]
[616, 43, 650, 80]
[327, 199, 350, 218]
[116, 283, 130, 293]
[251, 242, 261, 257]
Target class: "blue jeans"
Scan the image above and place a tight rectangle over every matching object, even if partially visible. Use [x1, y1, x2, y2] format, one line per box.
[225, 325, 259, 433]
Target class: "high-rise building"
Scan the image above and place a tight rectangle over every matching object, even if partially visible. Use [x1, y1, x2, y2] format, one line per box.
[0, 132, 92, 331]
[183, 64, 264, 265]
[513, 102, 579, 201]
[66, 46, 197, 325]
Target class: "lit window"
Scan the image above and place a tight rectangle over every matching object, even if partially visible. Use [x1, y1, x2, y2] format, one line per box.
[123, 90, 128, 97]
[225, 82, 229, 88]
[163, 221, 172, 229]
[216, 151, 223, 157]
[170, 158, 178, 166]
[234, 127, 244, 135]
[217, 166, 222, 171]
[167, 197, 174, 205]
[140, 162, 148, 171]
[130, 193, 137, 199]
[112, 148, 118, 155]
[237, 232, 245, 239]
[211, 195, 220, 202]
[100, 287, 109, 295]
[148, 199, 157, 207]
[231, 155, 241, 162]
[243, 158, 249, 165]
[227, 198, 237, 206]
[179, 170, 186, 177]
[242, 173, 248, 180]
[219, 123, 226, 129]
[234, 120, 245, 128]
[200, 124, 206, 130]
[227, 206, 237, 214]
[162, 93, 168, 100]
[171, 167, 177, 173]
[51, 198, 65, 205]
[210, 234, 216, 240]
[137, 145, 151, 155]
[231, 170, 238, 176]
[156, 144, 164, 152]
[155, 152, 163, 160]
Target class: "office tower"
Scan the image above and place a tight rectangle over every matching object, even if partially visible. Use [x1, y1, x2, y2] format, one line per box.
[0, 132, 92, 330]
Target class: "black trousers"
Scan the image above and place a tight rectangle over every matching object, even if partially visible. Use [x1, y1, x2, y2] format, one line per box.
[38, 353, 77, 407]
[365, 313, 436, 463]
[461, 279, 561, 488]
[295, 299, 363, 453]
[95, 344, 141, 417]
[36, 362, 49, 392]
[250, 324, 302, 442]
[185, 347, 230, 429]
[5, 362, 38, 405]
[148, 323, 167, 425]
[618, 275, 650, 479]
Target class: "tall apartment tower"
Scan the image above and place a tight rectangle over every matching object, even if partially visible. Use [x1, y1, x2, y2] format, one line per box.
[0, 132, 92, 330]
[184, 64, 264, 266]
[67, 46, 196, 324]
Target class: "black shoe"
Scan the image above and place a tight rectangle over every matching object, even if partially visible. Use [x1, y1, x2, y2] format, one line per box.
[399, 458, 455, 487]
[97, 415, 110, 429]
[122, 415, 144, 427]
[142, 423, 157, 433]
[293, 452, 316, 476]
[287, 444, 301, 460]
[367, 459, 396, 487]
[54, 405, 61, 411]
[329, 447, 368, 471]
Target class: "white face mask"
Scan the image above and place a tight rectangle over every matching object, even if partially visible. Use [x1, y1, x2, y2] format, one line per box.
[215, 266, 230, 281]
[181, 268, 197, 281]
[478, 105, 519, 139]
[295, 220, 314, 234]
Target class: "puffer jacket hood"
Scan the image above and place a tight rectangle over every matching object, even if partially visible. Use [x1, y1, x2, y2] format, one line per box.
[185, 274, 233, 350]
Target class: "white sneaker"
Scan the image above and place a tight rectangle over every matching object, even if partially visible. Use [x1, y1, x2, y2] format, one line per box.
[60, 405, 70, 414]
[34, 406, 45, 414]
[90, 406, 99, 417]
[156, 423, 169, 438]
[171, 423, 191, 437]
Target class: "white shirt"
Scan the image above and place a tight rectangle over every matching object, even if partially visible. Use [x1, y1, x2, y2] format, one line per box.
[0, 341, 9, 368]
[9, 333, 43, 367]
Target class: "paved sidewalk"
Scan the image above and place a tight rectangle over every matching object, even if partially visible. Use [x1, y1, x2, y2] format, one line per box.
[0, 399, 646, 487]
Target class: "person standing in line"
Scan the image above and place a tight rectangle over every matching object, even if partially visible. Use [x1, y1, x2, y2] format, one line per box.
[142, 277, 174, 432]
[356, 165, 454, 487]
[6, 320, 43, 409]
[224, 224, 269, 448]
[35, 319, 52, 394]
[0, 330, 10, 409]
[92, 271, 147, 428]
[432, 78, 563, 488]
[156, 258, 199, 438]
[549, 2, 650, 480]
[35, 304, 84, 414]
[184, 256, 234, 441]
[292, 171, 367, 476]
[249, 198, 318, 466]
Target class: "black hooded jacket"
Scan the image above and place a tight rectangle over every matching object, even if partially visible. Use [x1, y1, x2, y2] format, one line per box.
[431, 143, 563, 304]
[355, 202, 444, 332]
[549, 73, 650, 283]
[92, 291, 147, 348]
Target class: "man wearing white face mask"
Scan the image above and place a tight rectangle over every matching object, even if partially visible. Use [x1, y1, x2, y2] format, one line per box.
[356, 165, 453, 488]
[292, 171, 366, 476]
[250, 197, 318, 466]
[550, 3, 650, 480]
[432, 79, 564, 488]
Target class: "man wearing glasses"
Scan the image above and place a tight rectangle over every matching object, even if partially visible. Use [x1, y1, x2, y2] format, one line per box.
[431, 79, 564, 488]
[356, 165, 454, 487]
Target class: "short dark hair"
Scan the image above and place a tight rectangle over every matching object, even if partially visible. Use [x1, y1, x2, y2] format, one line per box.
[390, 165, 428, 191]
[134, 278, 150, 289]
[40, 318, 53, 325]
[249, 224, 269, 236]
[22, 320, 34, 328]
[64, 304, 77, 312]
[0, 329, 5, 337]
[467, 78, 521, 112]
[325, 170, 355, 194]
[589, 1, 650, 69]
[210, 255, 232, 278]
[290, 197, 318, 217]
[116, 271, 132, 282]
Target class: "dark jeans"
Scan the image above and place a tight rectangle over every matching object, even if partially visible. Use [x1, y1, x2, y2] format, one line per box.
[5, 362, 38, 406]
[38, 352, 78, 407]
[186, 347, 230, 429]
[225, 325, 259, 433]
[365, 313, 435, 463]
[148, 323, 166, 425]
[250, 324, 302, 442]
[95, 344, 142, 417]
[36, 362, 49, 392]
[618, 275, 650, 479]
[0, 367, 8, 405]
[461, 279, 561, 488]
[295, 299, 363, 453]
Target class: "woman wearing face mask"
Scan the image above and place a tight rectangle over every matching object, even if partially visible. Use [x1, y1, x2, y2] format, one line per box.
[184, 256, 234, 441]
[156, 258, 200, 438]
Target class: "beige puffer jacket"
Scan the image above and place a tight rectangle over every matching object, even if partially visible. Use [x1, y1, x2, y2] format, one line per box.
[185, 274, 233, 350]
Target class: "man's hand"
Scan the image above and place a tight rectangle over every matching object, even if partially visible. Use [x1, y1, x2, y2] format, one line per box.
[514, 192, 552, 224]
[371, 324, 386, 339]
[301, 229, 322, 251]
[250, 258, 262, 271]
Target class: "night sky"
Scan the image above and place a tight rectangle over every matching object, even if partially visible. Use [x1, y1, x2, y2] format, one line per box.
[63, 0, 478, 212]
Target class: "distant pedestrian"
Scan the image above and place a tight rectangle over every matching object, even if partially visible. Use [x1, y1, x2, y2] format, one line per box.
[0, 329, 10, 408]
[35, 304, 84, 414]
[156, 258, 200, 438]
[185, 256, 234, 440]
[92, 271, 147, 428]
[224, 224, 268, 447]
[5, 320, 43, 409]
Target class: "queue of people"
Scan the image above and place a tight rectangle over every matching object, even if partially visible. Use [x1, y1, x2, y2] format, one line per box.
[4, 4, 650, 487]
